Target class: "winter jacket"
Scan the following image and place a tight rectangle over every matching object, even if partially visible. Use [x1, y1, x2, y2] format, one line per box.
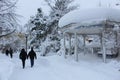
[9, 48, 13, 54]
[19, 49, 27, 60]
[27, 50, 37, 60]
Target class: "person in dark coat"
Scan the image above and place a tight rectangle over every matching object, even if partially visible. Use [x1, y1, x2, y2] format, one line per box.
[5, 49, 9, 56]
[27, 47, 37, 67]
[19, 48, 27, 69]
[9, 48, 13, 58]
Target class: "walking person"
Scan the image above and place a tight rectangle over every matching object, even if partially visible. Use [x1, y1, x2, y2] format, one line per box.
[27, 47, 37, 67]
[5, 49, 9, 56]
[9, 48, 13, 58]
[19, 48, 27, 69]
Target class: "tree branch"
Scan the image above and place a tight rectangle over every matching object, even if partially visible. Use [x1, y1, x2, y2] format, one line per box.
[0, 0, 18, 12]
[0, 29, 16, 38]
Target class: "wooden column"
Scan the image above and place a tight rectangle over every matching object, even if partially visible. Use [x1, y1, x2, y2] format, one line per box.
[69, 34, 71, 55]
[102, 32, 106, 62]
[83, 35, 86, 55]
[74, 32, 78, 61]
[63, 32, 67, 59]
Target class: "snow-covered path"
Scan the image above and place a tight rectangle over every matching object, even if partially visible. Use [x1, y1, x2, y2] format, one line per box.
[0, 53, 120, 80]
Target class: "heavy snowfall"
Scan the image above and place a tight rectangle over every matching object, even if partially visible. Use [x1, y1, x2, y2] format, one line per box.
[0, 0, 120, 80]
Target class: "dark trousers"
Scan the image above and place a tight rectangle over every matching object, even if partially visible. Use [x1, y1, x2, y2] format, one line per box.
[22, 59, 26, 69]
[30, 59, 34, 67]
[6, 53, 8, 56]
[10, 53, 13, 58]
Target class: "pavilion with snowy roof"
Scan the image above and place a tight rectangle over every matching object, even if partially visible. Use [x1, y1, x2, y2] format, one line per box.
[58, 8, 120, 62]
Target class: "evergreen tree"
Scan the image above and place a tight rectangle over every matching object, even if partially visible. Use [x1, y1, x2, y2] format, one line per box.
[26, 8, 49, 46]
[26, 0, 77, 55]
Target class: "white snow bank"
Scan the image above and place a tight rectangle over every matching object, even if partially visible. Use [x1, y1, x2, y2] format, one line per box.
[0, 54, 14, 80]
[59, 8, 120, 27]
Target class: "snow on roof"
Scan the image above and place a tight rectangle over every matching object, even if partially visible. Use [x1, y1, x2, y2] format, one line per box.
[59, 8, 120, 28]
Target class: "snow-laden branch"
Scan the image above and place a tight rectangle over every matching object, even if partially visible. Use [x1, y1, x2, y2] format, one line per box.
[0, 0, 18, 12]
[0, 29, 16, 38]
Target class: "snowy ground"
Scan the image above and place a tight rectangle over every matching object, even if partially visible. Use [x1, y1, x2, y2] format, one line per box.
[0, 52, 120, 80]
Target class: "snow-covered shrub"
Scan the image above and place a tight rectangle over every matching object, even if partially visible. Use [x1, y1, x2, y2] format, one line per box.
[40, 35, 61, 56]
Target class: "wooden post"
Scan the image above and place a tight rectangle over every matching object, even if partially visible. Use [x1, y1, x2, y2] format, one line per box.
[69, 34, 71, 55]
[83, 35, 86, 55]
[102, 31, 106, 62]
[63, 32, 67, 59]
[74, 32, 78, 61]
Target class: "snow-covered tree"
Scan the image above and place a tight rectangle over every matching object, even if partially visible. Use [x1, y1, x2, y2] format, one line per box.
[41, 0, 77, 55]
[0, 0, 21, 52]
[25, 8, 49, 47]
[0, 0, 18, 36]
[31, 8, 48, 41]
[26, 0, 77, 56]
[45, 0, 77, 34]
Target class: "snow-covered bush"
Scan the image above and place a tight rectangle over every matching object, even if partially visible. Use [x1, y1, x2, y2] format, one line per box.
[40, 35, 61, 56]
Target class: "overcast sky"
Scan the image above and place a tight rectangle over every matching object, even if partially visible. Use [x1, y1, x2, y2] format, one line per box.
[16, 0, 120, 27]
